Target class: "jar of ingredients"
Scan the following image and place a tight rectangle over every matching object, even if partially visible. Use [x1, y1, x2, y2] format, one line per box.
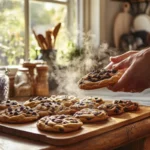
[0, 67, 9, 102]
[7, 66, 18, 98]
[22, 61, 36, 96]
[9, 76, 15, 98]
[14, 67, 32, 97]
[35, 65, 50, 96]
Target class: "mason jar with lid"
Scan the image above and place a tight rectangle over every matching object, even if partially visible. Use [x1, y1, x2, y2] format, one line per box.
[14, 67, 32, 97]
[0, 67, 9, 102]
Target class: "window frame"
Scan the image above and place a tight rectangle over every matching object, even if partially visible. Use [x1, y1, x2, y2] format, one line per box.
[24, 0, 103, 60]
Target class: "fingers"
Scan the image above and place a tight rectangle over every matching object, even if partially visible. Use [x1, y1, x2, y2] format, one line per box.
[104, 62, 114, 69]
[108, 66, 133, 91]
[105, 51, 137, 70]
[107, 65, 150, 92]
[110, 51, 137, 63]
[112, 58, 130, 70]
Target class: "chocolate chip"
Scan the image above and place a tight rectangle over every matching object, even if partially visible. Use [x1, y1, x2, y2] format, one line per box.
[8, 107, 12, 111]
[59, 128, 64, 132]
[14, 112, 18, 115]
[80, 103, 84, 106]
[45, 104, 50, 107]
[107, 104, 113, 109]
[114, 108, 119, 113]
[32, 112, 37, 115]
[51, 118, 55, 122]
[89, 77, 99, 82]
[9, 111, 13, 115]
[119, 100, 123, 103]
[86, 117, 92, 120]
[124, 107, 129, 112]
[116, 106, 121, 110]
[94, 112, 101, 116]
[15, 109, 18, 112]
[95, 99, 102, 102]
[79, 81, 83, 85]
[20, 106, 24, 111]
[112, 69, 117, 73]
[54, 119, 62, 123]
[58, 115, 65, 119]
[71, 120, 78, 123]
[42, 103, 45, 106]
[45, 121, 49, 125]
[29, 98, 33, 102]
[12, 102, 17, 105]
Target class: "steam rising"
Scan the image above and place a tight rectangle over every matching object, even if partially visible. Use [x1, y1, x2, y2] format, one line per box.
[49, 34, 121, 96]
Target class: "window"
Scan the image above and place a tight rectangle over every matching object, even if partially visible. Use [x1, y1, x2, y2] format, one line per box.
[0, 0, 25, 65]
[0, 0, 77, 65]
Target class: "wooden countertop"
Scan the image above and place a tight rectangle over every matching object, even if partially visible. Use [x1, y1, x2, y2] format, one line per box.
[1, 97, 149, 149]
[0, 117, 150, 150]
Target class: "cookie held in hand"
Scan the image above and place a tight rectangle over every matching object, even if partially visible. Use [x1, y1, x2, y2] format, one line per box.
[78, 69, 124, 90]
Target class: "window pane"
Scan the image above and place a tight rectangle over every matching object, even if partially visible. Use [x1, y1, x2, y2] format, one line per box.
[29, 1, 67, 59]
[29, 0, 77, 61]
[0, 0, 24, 65]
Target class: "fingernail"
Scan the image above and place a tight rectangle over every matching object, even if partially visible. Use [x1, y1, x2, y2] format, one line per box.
[112, 65, 116, 69]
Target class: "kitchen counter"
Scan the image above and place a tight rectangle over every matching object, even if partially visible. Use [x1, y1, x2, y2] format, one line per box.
[2, 93, 150, 150]
[0, 116, 150, 150]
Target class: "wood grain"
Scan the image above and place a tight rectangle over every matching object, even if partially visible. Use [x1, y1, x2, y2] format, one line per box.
[46, 118, 150, 150]
[0, 106, 149, 146]
[53, 23, 61, 47]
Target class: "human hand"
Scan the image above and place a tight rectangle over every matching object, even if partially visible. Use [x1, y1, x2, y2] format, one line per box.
[105, 50, 137, 69]
[106, 48, 150, 92]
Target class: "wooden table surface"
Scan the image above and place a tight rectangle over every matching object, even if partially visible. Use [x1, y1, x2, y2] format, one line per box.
[1, 97, 149, 149]
[0, 116, 150, 150]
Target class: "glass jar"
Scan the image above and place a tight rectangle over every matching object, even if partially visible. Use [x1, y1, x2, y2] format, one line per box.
[7, 66, 18, 98]
[35, 65, 50, 96]
[0, 68, 9, 102]
[14, 67, 32, 97]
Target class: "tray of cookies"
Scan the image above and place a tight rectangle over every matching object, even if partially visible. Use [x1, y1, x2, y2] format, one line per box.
[0, 95, 150, 146]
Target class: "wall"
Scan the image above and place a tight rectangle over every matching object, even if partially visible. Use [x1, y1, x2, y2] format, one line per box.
[100, 0, 122, 46]
[77, 0, 122, 47]
[89, 0, 122, 47]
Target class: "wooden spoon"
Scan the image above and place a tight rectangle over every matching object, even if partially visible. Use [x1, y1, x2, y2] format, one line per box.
[46, 30, 53, 49]
[37, 34, 48, 50]
[32, 29, 43, 49]
[53, 22, 61, 47]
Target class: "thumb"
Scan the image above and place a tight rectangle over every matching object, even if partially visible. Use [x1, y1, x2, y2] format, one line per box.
[111, 66, 133, 91]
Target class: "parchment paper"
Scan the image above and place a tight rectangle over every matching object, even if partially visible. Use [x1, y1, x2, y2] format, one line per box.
[80, 88, 150, 106]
